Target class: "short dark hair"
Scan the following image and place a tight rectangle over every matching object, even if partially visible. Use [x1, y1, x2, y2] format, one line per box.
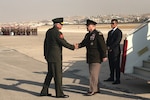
[111, 19, 118, 23]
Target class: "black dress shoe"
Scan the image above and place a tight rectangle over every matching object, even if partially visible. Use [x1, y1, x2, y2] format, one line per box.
[40, 93, 52, 96]
[56, 94, 69, 98]
[104, 78, 114, 82]
[112, 81, 120, 84]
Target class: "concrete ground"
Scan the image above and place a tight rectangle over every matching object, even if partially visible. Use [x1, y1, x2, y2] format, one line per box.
[0, 27, 149, 100]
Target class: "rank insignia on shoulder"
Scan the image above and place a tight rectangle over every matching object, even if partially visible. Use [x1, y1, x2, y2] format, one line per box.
[59, 34, 64, 39]
[98, 32, 103, 35]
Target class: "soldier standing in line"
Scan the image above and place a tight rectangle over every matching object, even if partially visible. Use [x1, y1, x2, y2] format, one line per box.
[34, 28, 38, 35]
[1, 27, 5, 35]
[26, 27, 31, 35]
[40, 17, 77, 98]
[77, 19, 107, 96]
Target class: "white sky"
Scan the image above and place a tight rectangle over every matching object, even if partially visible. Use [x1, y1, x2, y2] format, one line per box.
[0, 0, 150, 23]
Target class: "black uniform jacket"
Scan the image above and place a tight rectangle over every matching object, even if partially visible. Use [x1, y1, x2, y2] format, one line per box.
[44, 26, 75, 62]
[106, 28, 122, 57]
[79, 29, 107, 64]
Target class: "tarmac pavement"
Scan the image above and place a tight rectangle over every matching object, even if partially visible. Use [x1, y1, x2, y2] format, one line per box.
[0, 46, 149, 100]
[0, 28, 149, 100]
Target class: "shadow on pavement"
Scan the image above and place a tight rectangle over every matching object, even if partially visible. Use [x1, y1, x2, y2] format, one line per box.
[0, 48, 149, 100]
[0, 78, 40, 96]
[62, 60, 150, 100]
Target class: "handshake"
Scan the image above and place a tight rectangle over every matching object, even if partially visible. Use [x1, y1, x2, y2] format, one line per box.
[74, 43, 79, 49]
[73, 43, 107, 62]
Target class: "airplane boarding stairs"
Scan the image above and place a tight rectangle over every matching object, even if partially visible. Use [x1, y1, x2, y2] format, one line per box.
[133, 59, 150, 81]
[121, 19, 150, 81]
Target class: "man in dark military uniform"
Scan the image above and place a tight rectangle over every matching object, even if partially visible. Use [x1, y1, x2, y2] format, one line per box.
[78, 19, 107, 96]
[40, 17, 76, 98]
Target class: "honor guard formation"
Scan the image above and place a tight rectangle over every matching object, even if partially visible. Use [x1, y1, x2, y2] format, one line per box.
[0, 26, 37, 36]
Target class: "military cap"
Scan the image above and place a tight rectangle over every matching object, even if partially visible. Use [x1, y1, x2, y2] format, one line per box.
[86, 19, 97, 26]
[52, 17, 64, 25]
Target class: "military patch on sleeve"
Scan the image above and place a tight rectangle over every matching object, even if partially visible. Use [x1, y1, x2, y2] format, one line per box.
[59, 34, 64, 39]
[98, 31, 103, 35]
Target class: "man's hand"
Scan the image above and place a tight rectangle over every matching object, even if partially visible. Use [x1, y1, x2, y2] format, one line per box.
[103, 57, 108, 62]
[74, 43, 79, 49]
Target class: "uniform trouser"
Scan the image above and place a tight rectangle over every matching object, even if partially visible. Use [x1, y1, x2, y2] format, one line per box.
[41, 62, 64, 96]
[89, 63, 101, 92]
[108, 53, 121, 81]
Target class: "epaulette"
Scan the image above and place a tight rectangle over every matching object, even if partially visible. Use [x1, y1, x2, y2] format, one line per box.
[97, 31, 103, 35]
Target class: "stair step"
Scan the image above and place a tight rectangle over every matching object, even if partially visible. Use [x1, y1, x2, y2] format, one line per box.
[128, 73, 150, 81]
[134, 67, 150, 78]
[143, 60, 150, 68]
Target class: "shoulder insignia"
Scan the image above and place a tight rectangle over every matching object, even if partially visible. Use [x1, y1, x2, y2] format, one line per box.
[95, 30, 103, 35]
[98, 31, 103, 35]
[85, 33, 89, 38]
[59, 33, 64, 39]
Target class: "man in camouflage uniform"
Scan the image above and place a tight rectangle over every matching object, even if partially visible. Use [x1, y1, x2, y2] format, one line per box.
[78, 19, 107, 96]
